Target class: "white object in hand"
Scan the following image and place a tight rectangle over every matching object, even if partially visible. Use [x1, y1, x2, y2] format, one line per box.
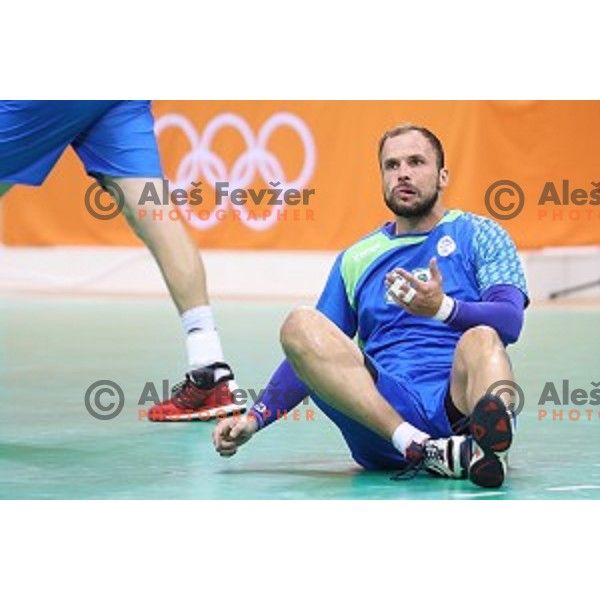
[401, 286, 417, 304]
[389, 276, 416, 305]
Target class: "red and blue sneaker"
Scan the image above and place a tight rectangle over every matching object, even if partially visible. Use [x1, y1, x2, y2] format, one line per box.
[147, 362, 245, 422]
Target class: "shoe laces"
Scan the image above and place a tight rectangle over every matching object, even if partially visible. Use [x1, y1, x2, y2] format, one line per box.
[390, 460, 423, 481]
[390, 438, 464, 481]
[390, 441, 428, 481]
[169, 374, 199, 410]
[423, 441, 446, 464]
[168, 362, 234, 410]
[390, 463, 423, 481]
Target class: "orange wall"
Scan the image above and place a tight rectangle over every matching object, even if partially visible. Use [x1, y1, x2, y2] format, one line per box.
[3, 101, 600, 250]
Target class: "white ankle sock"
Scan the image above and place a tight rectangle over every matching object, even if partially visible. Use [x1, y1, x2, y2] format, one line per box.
[181, 306, 225, 369]
[391, 422, 429, 456]
[181, 306, 216, 333]
[185, 329, 226, 369]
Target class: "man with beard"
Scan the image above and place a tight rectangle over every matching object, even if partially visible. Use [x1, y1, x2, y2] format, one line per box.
[212, 124, 528, 489]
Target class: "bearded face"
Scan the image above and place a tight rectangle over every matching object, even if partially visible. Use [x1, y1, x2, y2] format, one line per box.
[384, 181, 440, 218]
[380, 130, 448, 220]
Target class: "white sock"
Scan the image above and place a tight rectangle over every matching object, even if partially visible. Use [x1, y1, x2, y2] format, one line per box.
[185, 329, 226, 370]
[391, 422, 429, 456]
[181, 306, 225, 369]
[181, 306, 216, 333]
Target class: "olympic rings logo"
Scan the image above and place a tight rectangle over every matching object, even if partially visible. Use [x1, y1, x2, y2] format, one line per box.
[154, 112, 317, 231]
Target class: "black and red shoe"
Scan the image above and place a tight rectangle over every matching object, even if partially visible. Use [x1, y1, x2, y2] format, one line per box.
[147, 362, 245, 422]
[468, 394, 514, 488]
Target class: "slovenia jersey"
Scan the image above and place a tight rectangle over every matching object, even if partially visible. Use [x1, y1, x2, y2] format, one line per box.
[316, 209, 528, 381]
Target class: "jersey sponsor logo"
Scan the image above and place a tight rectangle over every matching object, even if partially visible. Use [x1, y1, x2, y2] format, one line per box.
[437, 235, 456, 257]
[352, 242, 385, 263]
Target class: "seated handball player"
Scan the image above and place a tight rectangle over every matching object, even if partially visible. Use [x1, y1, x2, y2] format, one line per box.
[213, 123, 528, 489]
[0, 100, 238, 420]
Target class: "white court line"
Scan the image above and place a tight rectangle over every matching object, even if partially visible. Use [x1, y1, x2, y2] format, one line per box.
[453, 491, 507, 498]
[546, 485, 600, 492]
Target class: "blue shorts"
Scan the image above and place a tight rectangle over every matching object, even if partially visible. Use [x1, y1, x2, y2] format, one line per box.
[0, 100, 163, 185]
[311, 355, 464, 470]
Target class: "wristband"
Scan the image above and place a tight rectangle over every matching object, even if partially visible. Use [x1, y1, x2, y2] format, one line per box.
[433, 295, 455, 322]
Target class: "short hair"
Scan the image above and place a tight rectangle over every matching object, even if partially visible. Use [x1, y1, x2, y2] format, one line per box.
[378, 124, 445, 171]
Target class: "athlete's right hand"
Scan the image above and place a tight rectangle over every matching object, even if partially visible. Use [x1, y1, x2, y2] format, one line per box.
[212, 414, 259, 458]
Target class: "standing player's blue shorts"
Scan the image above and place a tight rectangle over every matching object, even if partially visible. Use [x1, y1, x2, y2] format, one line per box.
[0, 100, 163, 185]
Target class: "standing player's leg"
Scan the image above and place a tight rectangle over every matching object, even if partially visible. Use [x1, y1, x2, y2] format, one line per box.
[72, 101, 239, 421]
[280, 306, 429, 452]
[449, 325, 516, 487]
[103, 177, 240, 421]
[106, 176, 228, 362]
[109, 177, 210, 314]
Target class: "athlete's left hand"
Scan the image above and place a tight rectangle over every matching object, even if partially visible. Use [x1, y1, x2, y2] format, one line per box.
[385, 257, 445, 317]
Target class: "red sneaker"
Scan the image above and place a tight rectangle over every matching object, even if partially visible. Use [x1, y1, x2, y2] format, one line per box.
[147, 363, 245, 422]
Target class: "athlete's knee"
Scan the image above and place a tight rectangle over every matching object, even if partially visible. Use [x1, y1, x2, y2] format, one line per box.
[456, 325, 503, 357]
[280, 307, 322, 356]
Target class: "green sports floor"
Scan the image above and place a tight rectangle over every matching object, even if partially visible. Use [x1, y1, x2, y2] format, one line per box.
[1, 296, 599, 500]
